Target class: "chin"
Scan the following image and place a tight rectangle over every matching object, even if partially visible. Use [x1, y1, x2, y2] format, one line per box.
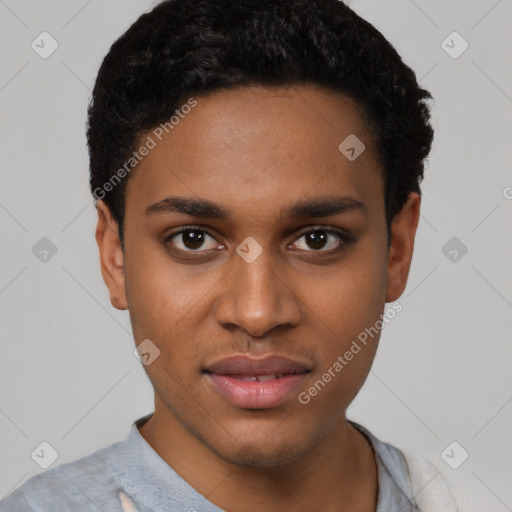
[213, 439, 306, 468]
[200, 423, 321, 469]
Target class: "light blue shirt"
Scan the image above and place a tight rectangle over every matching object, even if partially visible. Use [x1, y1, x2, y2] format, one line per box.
[0, 414, 419, 511]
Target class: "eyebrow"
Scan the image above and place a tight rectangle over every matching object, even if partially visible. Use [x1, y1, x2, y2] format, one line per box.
[145, 195, 368, 220]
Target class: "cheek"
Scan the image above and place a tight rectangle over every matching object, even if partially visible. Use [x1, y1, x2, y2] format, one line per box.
[123, 231, 210, 342]
[310, 244, 388, 345]
[302, 240, 388, 399]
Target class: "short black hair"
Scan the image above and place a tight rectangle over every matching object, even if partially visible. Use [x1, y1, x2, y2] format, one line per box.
[87, 0, 434, 247]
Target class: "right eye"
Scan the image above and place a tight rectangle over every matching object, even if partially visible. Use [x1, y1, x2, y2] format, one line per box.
[164, 226, 222, 253]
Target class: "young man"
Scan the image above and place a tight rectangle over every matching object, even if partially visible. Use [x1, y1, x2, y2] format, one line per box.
[0, 0, 490, 511]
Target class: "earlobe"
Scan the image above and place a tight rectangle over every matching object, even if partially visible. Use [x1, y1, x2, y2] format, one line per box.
[95, 200, 128, 310]
[385, 192, 421, 303]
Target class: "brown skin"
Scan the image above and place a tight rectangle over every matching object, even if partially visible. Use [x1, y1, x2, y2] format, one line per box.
[95, 85, 420, 511]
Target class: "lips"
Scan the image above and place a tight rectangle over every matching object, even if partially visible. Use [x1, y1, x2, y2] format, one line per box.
[204, 355, 310, 376]
[229, 374, 289, 381]
[203, 355, 311, 409]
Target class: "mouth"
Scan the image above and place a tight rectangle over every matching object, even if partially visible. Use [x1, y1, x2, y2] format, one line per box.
[203, 355, 311, 409]
[223, 373, 301, 381]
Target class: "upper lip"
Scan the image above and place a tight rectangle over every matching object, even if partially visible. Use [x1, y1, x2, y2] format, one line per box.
[203, 355, 311, 376]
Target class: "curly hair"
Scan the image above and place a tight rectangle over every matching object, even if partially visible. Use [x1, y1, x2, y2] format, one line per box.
[87, 0, 434, 247]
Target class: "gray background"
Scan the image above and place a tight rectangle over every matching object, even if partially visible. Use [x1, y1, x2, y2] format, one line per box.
[1, 0, 511, 507]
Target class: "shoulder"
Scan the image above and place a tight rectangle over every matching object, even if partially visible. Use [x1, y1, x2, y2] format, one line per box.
[402, 450, 503, 512]
[0, 441, 125, 512]
[349, 421, 502, 512]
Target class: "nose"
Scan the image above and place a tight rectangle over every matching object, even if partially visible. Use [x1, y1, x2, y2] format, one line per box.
[214, 245, 302, 338]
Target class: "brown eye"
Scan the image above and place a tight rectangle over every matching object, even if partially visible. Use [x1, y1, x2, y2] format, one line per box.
[179, 229, 206, 250]
[304, 231, 329, 250]
[291, 228, 354, 252]
[165, 227, 219, 252]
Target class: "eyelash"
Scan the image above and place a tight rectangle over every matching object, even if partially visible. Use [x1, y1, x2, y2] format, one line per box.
[163, 224, 355, 256]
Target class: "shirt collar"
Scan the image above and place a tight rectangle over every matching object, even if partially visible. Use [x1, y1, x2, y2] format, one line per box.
[111, 414, 224, 512]
[348, 419, 418, 511]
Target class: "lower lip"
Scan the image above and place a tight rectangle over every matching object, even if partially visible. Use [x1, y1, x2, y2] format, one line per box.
[207, 373, 308, 409]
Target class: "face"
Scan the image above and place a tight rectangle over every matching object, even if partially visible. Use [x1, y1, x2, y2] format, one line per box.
[96, 84, 419, 468]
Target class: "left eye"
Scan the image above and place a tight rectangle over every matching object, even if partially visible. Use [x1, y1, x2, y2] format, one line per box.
[291, 228, 348, 252]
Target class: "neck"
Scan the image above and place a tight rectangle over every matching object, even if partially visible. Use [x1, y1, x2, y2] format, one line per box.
[138, 402, 378, 512]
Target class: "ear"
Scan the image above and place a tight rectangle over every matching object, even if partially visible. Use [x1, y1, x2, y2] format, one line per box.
[95, 200, 128, 310]
[385, 192, 421, 302]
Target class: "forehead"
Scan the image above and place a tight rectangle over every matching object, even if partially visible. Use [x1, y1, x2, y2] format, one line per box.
[125, 85, 384, 222]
